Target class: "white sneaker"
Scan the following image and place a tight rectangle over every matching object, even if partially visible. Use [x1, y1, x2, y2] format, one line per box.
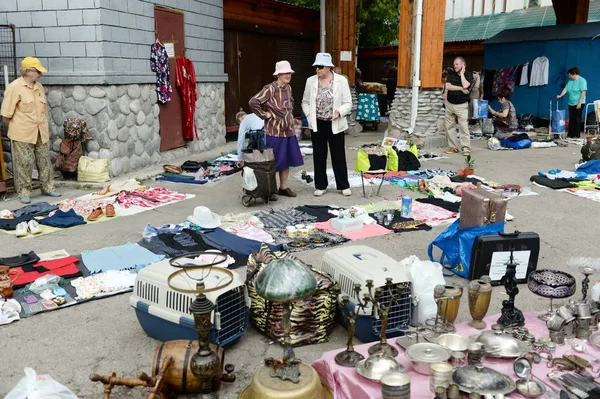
[314, 189, 326, 197]
[342, 189, 352, 196]
[16, 222, 28, 237]
[28, 220, 42, 234]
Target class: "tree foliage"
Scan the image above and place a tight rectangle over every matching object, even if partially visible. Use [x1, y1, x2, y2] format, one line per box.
[280, 0, 400, 47]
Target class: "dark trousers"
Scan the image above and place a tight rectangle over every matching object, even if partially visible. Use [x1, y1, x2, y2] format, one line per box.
[312, 119, 350, 190]
[568, 105, 582, 138]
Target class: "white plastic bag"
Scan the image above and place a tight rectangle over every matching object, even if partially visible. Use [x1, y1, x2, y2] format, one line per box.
[242, 167, 258, 191]
[400, 256, 445, 324]
[487, 137, 502, 151]
[6, 368, 77, 399]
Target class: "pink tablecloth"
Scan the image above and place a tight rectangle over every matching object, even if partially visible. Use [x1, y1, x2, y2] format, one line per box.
[312, 312, 600, 398]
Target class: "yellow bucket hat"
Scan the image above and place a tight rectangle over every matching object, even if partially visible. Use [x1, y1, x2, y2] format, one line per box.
[21, 57, 47, 73]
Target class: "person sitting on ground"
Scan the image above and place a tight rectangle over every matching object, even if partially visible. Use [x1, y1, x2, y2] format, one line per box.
[487, 88, 518, 140]
[235, 109, 265, 167]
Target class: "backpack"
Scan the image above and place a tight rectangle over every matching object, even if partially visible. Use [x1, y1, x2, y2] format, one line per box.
[63, 118, 88, 141]
[582, 139, 600, 161]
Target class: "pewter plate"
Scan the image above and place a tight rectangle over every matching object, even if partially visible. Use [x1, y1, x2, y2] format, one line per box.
[452, 366, 517, 395]
[469, 332, 530, 359]
[355, 358, 404, 382]
[589, 332, 600, 350]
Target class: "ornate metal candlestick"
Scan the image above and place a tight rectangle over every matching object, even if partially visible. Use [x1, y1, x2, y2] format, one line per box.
[497, 246, 525, 328]
[335, 283, 370, 367]
[367, 277, 404, 357]
[581, 267, 594, 302]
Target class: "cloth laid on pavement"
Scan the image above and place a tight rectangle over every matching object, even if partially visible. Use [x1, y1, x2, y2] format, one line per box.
[416, 197, 461, 213]
[314, 220, 392, 240]
[195, 227, 283, 257]
[0, 214, 34, 231]
[116, 187, 187, 208]
[156, 175, 208, 184]
[53, 197, 116, 217]
[82, 243, 165, 273]
[370, 211, 432, 233]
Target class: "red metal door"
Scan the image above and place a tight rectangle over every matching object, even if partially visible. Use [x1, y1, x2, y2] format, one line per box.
[154, 6, 186, 151]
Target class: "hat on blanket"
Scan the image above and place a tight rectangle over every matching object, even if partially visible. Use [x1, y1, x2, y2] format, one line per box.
[187, 206, 221, 229]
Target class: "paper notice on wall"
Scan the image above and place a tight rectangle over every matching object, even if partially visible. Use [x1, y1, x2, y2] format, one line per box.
[340, 51, 352, 62]
[489, 250, 531, 281]
[164, 43, 175, 58]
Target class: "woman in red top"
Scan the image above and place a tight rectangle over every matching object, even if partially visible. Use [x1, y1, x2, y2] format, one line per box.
[249, 61, 303, 198]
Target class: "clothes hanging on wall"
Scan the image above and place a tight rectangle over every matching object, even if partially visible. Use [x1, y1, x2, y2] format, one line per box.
[530, 56, 549, 87]
[176, 56, 198, 140]
[519, 62, 529, 86]
[150, 41, 172, 104]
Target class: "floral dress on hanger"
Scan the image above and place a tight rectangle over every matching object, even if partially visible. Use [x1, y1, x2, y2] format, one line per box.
[150, 42, 172, 103]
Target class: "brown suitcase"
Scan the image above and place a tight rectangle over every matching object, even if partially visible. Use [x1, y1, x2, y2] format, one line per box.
[459, 188, 508, 229]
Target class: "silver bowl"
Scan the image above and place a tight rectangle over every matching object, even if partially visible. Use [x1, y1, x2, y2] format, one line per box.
[436, 334, 470, 352]
[405, 343, 452, 375]
[355, 352, 404, 382]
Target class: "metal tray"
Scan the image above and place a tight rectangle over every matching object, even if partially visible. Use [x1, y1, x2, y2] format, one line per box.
[469, 332, 530, 359]
[453, 366, 517, 395]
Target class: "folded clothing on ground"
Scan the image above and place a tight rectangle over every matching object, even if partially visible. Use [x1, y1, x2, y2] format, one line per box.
[530, 175, 576, 189]
[0, 251, 40, 270]
[39, 209, 87, 228]
[0, 214, 34, 231]
[13, 202, 59, 218]
[82, 242, 165, 273]
[416, 197, 461, 213]
[12, 256, 82, 288]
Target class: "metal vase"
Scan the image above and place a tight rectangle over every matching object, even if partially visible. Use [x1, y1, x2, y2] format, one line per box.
[435, 285, 463, 325]
[468, 277, 492, 330]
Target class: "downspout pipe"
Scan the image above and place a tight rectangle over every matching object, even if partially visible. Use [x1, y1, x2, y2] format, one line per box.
[320, 0, 326, 52]
[408, 0, 425, 135]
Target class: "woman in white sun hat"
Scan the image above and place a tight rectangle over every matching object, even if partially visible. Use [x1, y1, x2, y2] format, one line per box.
[302, 53, 353, 197]
[249, 60, 303, 198]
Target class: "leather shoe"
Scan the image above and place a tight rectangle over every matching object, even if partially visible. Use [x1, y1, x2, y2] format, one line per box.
[105, 204, 116, 217]
[88, 207, 103, 221]
[278, 188, 297, 197]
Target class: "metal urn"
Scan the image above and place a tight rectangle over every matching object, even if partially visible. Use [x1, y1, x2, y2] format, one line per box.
[468, 276, 493, 329]
[240, 257, 331, 399]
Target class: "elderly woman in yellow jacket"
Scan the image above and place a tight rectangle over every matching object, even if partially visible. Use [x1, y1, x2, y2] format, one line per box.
[1, 57, 60, 204]
[302, 53, 353, 197]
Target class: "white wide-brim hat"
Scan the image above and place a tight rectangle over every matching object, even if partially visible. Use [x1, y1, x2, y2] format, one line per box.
[187, 206, 221, 229]
[312, 53, 335, 67]
[273, 60, 295, 76]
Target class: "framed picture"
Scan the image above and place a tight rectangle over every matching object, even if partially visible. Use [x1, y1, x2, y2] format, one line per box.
[382, 137, 398, 148]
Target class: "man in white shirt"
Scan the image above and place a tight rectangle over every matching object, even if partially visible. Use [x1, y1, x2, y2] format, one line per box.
[236, 109, 265, 165]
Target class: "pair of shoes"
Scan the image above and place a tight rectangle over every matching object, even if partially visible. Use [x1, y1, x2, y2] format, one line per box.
[88, 204, 116, 221]
[278, 188, 296, 197]
[43, 191, 61, 198]
[314, 189, 326, 197]
[445, 148, 459, 154]
[16, 220, 42, 237]
[19, 196, 31, 204]
[341, 188, 352, 196]
[463, 150, 471, 156]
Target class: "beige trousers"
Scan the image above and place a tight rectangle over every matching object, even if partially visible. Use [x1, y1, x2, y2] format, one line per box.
[445, 102, 470, 151]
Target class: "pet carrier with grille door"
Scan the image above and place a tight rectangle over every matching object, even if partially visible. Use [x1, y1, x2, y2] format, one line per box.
[320, 245, 413, 343]
[129, 258, 249, 347]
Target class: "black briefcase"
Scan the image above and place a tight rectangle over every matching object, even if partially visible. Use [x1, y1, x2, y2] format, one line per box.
[469, 231, 540, 285]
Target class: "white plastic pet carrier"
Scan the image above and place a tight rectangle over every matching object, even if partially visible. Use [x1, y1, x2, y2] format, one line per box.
[129, 258, 250, 347]
[320, 245, 413, 342]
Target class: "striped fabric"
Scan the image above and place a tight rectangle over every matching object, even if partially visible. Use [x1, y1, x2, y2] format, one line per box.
[249, 82, 296, 138]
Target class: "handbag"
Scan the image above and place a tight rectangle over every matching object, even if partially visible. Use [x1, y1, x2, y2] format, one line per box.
[428, 219, 505, 278]
[77, 156, 110, 182]
[472, 100, 489, 119]
[482, 118, 494, 135]
[55, 139, 83, 173]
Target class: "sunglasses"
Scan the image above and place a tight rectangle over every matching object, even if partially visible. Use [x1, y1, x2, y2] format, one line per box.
[314, 65, 325, 70]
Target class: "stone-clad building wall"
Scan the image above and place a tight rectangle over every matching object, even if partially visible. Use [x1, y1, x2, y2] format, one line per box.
[0, 0, 227, 177]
